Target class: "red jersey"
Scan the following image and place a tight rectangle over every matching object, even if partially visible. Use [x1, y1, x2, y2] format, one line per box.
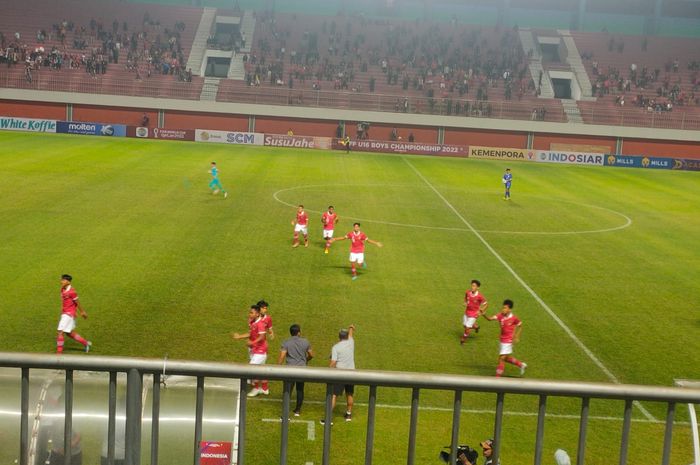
[496, 312, 521, 343]
[296, 211, 308, 226]
[346, 231, 368, 253]
[249, 318, 268, 354]
[261, 314, 273, 332]
[464, 291, 486, 318]
[322, 212, 337, 230]
[61, 286, 79, 317]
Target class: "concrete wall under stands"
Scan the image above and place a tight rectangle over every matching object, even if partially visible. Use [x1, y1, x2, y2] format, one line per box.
[1, 90, 699, 159]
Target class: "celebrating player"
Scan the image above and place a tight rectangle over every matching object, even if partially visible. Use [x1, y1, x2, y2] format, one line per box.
[502, 168, 512, 200]
[232, 305, 270, 396]
[482, 299, 527, 377]
[291, 205, 309, 248]
[330, 223, 383, 280]
[257, 299, 274, 340]
[208, 161, 228, 198]
[321, 206, 339, 254]
[461, 279, 488, 344]
[57, 274, 92, 354]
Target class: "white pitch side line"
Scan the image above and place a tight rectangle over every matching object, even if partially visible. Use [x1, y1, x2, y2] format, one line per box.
[262, 418, 316, 440]
[254, 398, 687, 426]
[402, 158, 656, 422]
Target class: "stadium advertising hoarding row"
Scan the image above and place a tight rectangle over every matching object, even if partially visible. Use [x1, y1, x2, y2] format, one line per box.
[469, 146, 535, 161]
[127, 126, 196, 141]
[0, 116, 56, 133]
[472, 146, 699, 170]
[603, 154, 693, 170]
[333, 138, 469, 156]
[56, 121, 126, 137]
[469, 146, 605, 166]
[194, 129, 264, 145]
[263, 133, 332, 149]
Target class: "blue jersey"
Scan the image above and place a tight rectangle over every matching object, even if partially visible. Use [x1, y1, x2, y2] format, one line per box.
[211, 166, 219, 179]
[503, 172, 512, 187]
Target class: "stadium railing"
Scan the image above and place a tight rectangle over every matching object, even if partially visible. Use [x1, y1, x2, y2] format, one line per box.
[0, 71, 202, 101]
[1, 352, 699, 465]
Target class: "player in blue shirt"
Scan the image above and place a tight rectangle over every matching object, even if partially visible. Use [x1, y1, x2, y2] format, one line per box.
[502, 168, 512, 200]
[209, 161, 228, 198]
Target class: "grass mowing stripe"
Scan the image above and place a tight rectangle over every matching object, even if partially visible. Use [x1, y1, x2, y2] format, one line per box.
[401, 157, 657, 421]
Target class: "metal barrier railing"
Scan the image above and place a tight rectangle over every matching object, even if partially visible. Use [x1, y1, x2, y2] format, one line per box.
[2, 352, 700, 465]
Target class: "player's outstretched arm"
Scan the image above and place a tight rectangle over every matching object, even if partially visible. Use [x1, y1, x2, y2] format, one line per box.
[367, 239, 383, 248]
[330, 236, 348, 244]
[481, 313, 497, 321]
[348, 324, 355, 338]
[232, 332, 250, 340]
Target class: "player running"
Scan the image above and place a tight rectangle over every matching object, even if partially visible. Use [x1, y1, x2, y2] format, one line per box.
[330, 222, 383, 280]
[232, 304, 270, 396]
[461, 279, 488, 344]
[57, 274, 92, 354]
[482, 299, 527, 377]
[291, 205, 309, 248]
[322, 206, 339, 254]
[209, 161, 228, 198]
[502, 168, 512, 200]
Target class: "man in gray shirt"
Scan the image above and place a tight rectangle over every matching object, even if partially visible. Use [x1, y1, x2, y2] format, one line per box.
[278, 324, 314, 416]
[322, 324, 355, 423]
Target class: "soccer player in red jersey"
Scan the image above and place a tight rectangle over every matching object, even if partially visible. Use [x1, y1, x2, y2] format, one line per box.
[461, 279, 488, 344]
[321, 206, 339, 254]
[257, 299, 274, 340]
[482, 299, 527, 377]
[57, 274, 92, 354]
[232, 304, 270, 396]
[330, 222, 383, 280]
[291, 205, 309, 248]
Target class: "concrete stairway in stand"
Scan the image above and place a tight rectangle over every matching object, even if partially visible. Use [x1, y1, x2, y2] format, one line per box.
[200, 77, 220, 100]
[559, 29, 594, 99]
[519, 28, 555, 99]
[561, 99, 584, 123]
[186, 7, 217, 76]
[227, 10, 255, 80]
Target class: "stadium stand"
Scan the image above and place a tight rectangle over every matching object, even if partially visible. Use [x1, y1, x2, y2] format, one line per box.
[0, 0, 204, 99]
[215, 12, 566, 122]
[572, 31, 700, 128]
[1, 0, 698, 128]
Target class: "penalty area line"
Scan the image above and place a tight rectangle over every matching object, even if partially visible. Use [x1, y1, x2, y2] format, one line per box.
[402, 157, 656, 422]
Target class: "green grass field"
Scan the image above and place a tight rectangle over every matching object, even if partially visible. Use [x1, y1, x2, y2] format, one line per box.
[0, 131, 698, 464]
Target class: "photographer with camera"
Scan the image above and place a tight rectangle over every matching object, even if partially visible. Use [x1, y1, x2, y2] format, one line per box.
[440, 438, 499, 465]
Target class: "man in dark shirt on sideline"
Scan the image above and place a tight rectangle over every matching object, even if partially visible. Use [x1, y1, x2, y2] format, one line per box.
[278, 324, 314, 416]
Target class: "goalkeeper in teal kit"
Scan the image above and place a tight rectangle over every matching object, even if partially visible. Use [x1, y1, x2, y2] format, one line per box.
[209, 161, 228, 198]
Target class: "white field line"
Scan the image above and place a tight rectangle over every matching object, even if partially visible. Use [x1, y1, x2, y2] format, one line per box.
[402, 158, 655, 422]
[272, 185, 632, 235]
[262, 418, 316, 439]
[254, 398, 686, 426]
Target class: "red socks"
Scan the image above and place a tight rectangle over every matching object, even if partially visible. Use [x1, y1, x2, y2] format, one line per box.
[496, 362, 505, 377]
[56, 333, 65, 353]
[505, 356, 522, 367]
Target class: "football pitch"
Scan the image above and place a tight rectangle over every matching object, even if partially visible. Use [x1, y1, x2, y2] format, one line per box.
[0, 131, 698, 464]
